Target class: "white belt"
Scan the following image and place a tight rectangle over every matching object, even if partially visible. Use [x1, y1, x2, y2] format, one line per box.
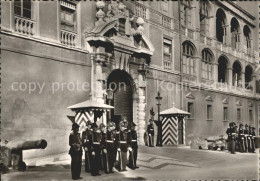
[131, 140, 137, 142]
[93, 142, 100, 144]
[106, 140, 114, 143]
[232, 133, 237, 135]
[240, 134, 244, 136]
[120, 141, 127, 143]
[245, 134, 249, 136]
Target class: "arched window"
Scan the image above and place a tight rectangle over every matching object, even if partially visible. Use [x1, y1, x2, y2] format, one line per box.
[230, 18, 240, 49]
[200, 1, 209, 35]
[245, 65, 253, 90]
[201, 49, 213, 80]
[182, 41, 195, 75]
[232, 61, 242, 87]
[216, 9, 226, 43]
[243, 25, 251, 54]
[180, 1, 191, 27]
[218, 56, 229, 83]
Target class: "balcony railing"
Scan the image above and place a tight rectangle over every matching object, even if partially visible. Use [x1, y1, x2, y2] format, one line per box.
[135, 3, 147, 19]
[14, 16, 35, 36]
[61, 30, 77, 47]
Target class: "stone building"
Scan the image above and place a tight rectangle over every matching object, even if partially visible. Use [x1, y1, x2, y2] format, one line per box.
[1, 1, 259, 157]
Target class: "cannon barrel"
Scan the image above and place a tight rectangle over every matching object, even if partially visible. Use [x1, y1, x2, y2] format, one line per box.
[6, 139, 47, 151]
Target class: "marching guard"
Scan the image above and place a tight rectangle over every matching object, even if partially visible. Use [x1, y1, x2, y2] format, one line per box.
[90, 123, 102, 176]
[106, 121, 116, 173]
[82, 121, 92, 173]
[226, 122, 237, 154]
[147, 119, 155, 147]
[69, 123, 83, 180]
[128, 122, 139, 169]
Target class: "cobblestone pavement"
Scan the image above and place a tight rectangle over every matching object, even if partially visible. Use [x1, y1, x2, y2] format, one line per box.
[2, 146, 258, 180]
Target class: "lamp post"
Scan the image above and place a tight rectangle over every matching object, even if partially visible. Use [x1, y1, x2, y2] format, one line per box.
[106, 88, 113, 121]
[155, 91, 162, 146]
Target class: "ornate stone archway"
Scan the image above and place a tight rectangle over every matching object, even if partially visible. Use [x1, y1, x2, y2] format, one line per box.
[84, 1, 154, 145]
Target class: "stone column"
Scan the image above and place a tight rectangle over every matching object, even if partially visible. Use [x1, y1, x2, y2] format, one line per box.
[224, 25, 230, 45]
[95, 61, 105, 103]
[213, 62, 218, 82]
[241, 71, 245, 90]
[196, 57, 201, 83]
[137, 73, 146, 145]
[227, 68, 233, 85]
[252, 75, 256, 96]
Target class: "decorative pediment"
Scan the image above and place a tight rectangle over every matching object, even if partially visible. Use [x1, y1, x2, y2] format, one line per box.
[205, 95, 213, 102]
[248, 102, 253, 107]
[85, 0, 154, 56]
[186, 92, 195, 99]
[236, 100, 242, 106]
[222, 98, 228, 104]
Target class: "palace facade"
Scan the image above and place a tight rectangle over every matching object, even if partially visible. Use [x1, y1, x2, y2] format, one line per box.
[1, 1, 259, 157]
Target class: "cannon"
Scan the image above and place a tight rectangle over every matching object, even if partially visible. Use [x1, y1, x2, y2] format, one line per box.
[206, 135, 227, 151]
[2, 139, 47, 171]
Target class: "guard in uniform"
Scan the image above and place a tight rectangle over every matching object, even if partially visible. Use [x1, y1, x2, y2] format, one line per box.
[82, 121, 92, 172]
[128, 122, 139, 169]
[90, 123, 102, 176]
[249, 126, 255, 153]
[226, 122, 237, 153]
[100, 123, 109, 174]
[69, 123, 83, 180]
[244, 124, 250, 152]
[106, 121, 116, 173]
[147, 120, 154, 147]
[117, 118, 129, 171]
[238, 124, 245, 152]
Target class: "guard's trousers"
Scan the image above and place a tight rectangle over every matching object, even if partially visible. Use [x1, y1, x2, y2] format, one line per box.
[107, 142, 115, 172]
[70, 153, 82, 179]
[91, 144, 101, 176]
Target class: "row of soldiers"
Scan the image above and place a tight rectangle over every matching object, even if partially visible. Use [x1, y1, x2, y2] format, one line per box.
[69, 118, 138, 180]
[226, 122, 256, 154]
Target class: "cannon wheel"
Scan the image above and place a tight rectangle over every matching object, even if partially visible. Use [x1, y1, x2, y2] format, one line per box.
[213, 146, 218, 150]
[18, 161, 26, 172]
[220, 146, 225, 151]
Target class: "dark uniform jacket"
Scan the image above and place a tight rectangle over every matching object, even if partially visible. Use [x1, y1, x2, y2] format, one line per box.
[69, 132, 82, 155]
[101, 132, 107, 149]
[147, 124, 154, 136]
[82, 129, 92, 148]
[118, 130, 129, 152]
[128, 129, 138, 149]
[91, 130, 102, 147]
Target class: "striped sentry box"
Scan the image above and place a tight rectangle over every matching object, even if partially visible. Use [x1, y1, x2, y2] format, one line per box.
[75, 110, 94, 132]
[162, 116, 178, 145]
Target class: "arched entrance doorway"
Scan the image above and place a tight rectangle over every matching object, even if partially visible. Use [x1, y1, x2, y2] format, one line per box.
[107, 70, 134, 127]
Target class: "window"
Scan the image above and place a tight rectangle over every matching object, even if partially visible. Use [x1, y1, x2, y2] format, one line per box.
[216, 9, 226, 43]
[201, 49, 213, 80]
[60, 1, 77, 32]
[230, 18, 240, 50]
[182, 42, 195, 75]
[245, 65, 253, 90]
[249, 109, 253, 122]
[237, 108, 241, 122]
[119, 18, 126, 35]
[243, 25, 251, 54]
[180, 1, 191, 27]
[232, 61, 242, 87]
[207, 105, 213, 120]
[163, 38, 172, 70]
[187, 102, 194, 119]
[218, 56, 228, 83]
[223, 107, 228, 121]
[200, 1, 209, 35]
[14, 0, 32, 19]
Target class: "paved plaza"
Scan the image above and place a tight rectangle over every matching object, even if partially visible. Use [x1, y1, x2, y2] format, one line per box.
[2, 146, 258, 180]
